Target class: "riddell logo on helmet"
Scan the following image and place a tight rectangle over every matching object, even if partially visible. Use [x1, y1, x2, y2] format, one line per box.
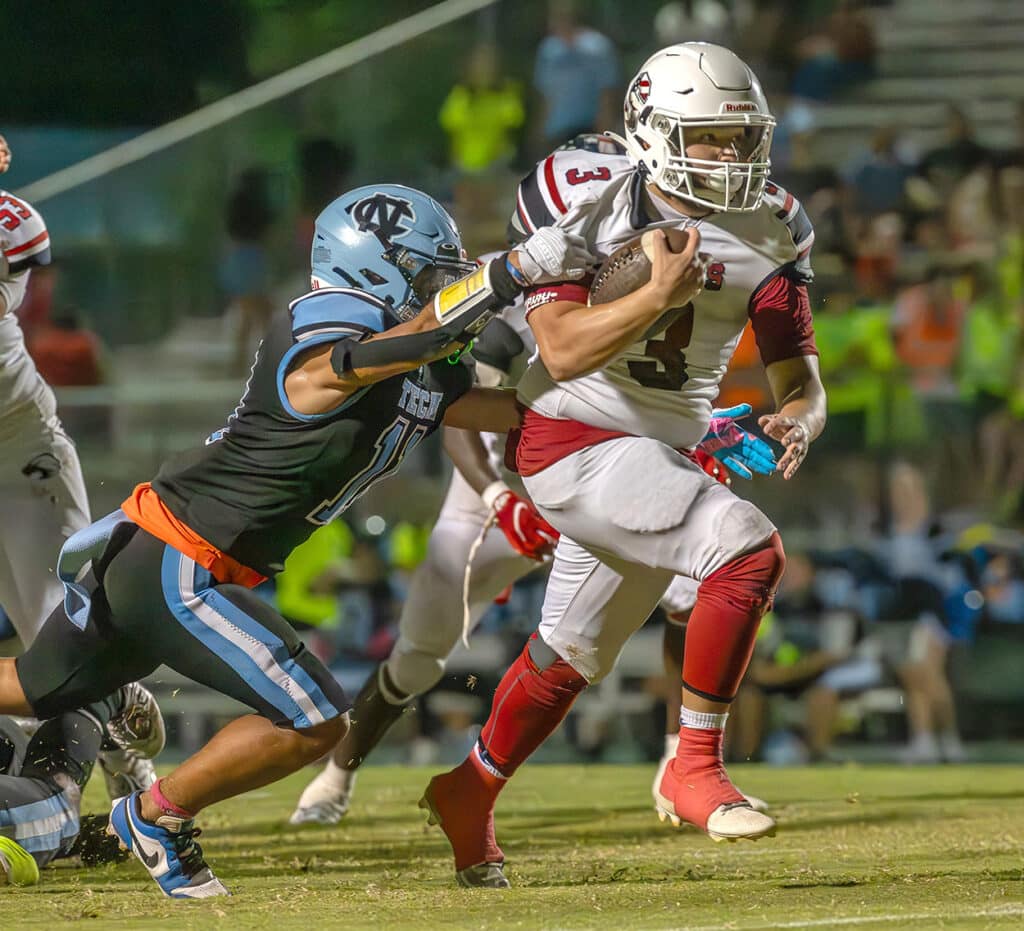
[722, 102, 758, 113]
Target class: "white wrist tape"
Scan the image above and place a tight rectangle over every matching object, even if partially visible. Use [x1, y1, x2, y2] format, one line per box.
[480, 480, 511, 511]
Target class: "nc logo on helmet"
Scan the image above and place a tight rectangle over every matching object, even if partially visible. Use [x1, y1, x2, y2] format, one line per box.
[346, 193, 417, 246]
[631, 71, 652, 106]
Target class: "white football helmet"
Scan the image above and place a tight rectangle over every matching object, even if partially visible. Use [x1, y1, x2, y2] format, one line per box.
[618, 43, 775, 213]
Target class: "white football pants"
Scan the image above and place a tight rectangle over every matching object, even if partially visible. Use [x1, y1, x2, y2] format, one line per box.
[0, 426, 90, 647]
[523, 436, 776, 682]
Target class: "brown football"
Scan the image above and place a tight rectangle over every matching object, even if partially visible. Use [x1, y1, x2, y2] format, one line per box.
[588, 226, 694, 306]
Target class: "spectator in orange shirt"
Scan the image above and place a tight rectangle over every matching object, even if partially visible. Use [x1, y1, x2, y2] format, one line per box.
[28, 305, 109, 442]
[28, 305, 104, 387]
[891, 267, 965, 399]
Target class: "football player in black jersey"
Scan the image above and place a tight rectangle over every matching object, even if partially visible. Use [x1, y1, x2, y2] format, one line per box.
[0, 184, 595, 898]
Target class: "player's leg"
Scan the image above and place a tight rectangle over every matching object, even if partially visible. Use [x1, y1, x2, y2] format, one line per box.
[655, 579, 770, 812]
[526, 437, 783, 840]
[0, 716, 28, 774]
[421, 536, 673, 886]
[0, 430, 90, 647]
[99, 534, 349, 897]
[654, 579, 692, 801]
[0, 702, 114, 870]
[292, 516, 536, 825]
[0, 683, 162, 883]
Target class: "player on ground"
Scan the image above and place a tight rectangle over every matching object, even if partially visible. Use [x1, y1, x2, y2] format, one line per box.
[420, 43, 827, 887]
[0, 683, 164, 886]
[289, 271, 776, 826]
[0, 184, 595, 899]
[0, 154, 158, 797]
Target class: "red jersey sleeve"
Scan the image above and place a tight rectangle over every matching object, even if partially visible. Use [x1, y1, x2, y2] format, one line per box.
[747, 271, 818, 366]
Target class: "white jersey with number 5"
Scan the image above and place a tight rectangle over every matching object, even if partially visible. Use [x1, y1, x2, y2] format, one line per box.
[511, 137, 816, 450]
[0, 189, 56, 442]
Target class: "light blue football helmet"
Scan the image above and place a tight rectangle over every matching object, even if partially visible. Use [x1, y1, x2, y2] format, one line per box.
[310, 183, 474, 320]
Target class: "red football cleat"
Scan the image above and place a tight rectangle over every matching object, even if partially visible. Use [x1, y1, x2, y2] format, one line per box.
[655, 727, 776, 842]
[419, 760, 510, 888]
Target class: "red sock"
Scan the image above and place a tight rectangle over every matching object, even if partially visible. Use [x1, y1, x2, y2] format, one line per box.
[480, 634, 588, 779]
[427, 637, 587, 871]
[682, 533, 785, 702]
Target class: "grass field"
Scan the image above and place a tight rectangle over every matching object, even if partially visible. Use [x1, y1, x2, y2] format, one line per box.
[5, 763, 1024, 929]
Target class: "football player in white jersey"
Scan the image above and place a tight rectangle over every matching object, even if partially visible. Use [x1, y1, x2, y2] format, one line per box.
[290, 258, 776, 825]
[0, 188, 91, 648]
[420, 43, 826, 888]
[0, 163, 159, 798]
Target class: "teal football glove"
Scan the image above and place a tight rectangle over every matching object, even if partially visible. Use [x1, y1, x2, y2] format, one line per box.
[699, 403, 776, 480]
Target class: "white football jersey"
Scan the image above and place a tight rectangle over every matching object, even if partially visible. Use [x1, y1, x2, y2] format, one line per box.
[0, 190, 56, 442]
[440, 298, 536, 520]
[511, 137, 815, 449]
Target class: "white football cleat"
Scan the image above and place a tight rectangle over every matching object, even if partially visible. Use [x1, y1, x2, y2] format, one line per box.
[289, 763, 356, 826]
[654, 734, 770, 814]
[705, 802, 778, 842]
[99, 683, 166, 800]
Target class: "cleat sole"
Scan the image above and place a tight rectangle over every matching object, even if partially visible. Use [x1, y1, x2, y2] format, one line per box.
[708, 823, 777, 843]
[418, 791, 440, 828]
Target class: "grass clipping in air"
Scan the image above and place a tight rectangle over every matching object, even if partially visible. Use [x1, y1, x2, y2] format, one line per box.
[7, 764, 1024, 929]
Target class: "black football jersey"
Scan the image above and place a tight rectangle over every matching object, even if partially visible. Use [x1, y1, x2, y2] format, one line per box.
[152, 288, 472, 575]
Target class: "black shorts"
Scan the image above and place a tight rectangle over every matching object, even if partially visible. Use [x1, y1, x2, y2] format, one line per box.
[17, 516, 349, 728]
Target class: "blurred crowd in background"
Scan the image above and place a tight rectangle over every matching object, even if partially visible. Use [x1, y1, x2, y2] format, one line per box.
[4, 0, 1024, 766]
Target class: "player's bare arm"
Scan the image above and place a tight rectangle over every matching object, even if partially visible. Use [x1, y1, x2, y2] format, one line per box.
[287, 225, 591, 416]
[443, 387, 521, 434]
[284, 303, 462, 416]
[443, 426, 503, 495]
[528, 228, 705, 381]
[759, 354, 826, 480]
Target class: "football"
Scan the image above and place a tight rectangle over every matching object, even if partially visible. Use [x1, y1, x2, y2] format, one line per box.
[588, 226, 694, 306]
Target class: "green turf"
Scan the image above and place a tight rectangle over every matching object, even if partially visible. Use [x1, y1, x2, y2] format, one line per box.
[5, 764, 1023, 929]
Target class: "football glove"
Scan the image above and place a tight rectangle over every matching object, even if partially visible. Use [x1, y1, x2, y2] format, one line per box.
[699, 403, 776, 480]
[512, 227, 595, 285]
[482, 482, 559, 561]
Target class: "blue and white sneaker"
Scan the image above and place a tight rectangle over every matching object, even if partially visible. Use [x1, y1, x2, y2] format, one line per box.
[107, 792, 228, 898]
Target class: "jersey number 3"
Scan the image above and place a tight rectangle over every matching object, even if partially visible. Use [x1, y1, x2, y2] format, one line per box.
[565, 167, 612, 185]
[627, 306, 694, 391]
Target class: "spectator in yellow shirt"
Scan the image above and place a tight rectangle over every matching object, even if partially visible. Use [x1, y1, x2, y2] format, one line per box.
[439, 43, 524, 175]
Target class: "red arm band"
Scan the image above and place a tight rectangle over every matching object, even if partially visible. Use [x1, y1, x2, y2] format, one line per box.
[748, 272, 818, 366]
[524, 281, 591, 318]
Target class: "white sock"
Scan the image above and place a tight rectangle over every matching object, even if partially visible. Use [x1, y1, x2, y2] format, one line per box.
[317, 758, 354, 791]
[680, 706, 729, 730]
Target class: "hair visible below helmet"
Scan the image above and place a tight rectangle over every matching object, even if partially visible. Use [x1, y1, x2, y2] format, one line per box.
[310, 184, 474, 320]
[620, 43, 775, 213]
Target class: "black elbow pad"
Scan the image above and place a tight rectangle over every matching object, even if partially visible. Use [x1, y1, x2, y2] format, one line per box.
[330, 330, 450, 376]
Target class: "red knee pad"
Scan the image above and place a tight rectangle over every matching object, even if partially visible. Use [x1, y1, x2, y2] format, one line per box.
[682, 532, 786, 702]
[705, 531, 786, 613]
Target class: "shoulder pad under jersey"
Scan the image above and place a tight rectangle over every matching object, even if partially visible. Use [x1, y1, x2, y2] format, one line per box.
[0, 191, 51, 275]
[287, 287, 388, 340]
[761, 182, 815, 283]
[509, 145, 632, 243]
[557, 133, 627, 156]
